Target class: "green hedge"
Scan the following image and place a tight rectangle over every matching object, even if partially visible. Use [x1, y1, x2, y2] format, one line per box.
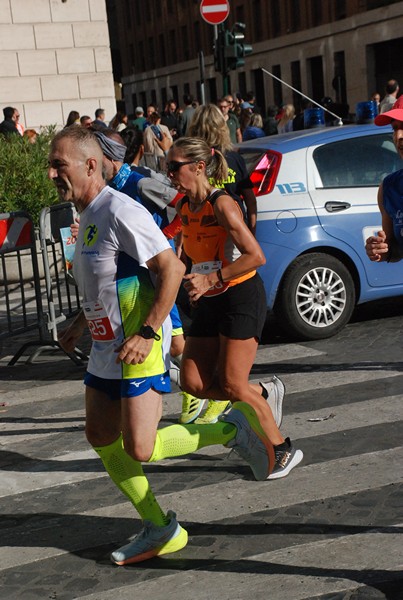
[0, 127, 59, 225]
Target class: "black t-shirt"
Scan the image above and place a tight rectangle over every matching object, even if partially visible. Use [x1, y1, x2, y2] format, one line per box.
[209, 150, 253, 218]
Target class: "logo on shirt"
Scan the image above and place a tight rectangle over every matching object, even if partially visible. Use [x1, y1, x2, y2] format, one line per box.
[83, 224, 98, 247]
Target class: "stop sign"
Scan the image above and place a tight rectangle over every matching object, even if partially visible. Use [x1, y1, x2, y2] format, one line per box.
[200, 0, 230, 25]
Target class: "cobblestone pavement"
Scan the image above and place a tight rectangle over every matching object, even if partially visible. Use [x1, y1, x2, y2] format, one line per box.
[0, 299, 403, 600]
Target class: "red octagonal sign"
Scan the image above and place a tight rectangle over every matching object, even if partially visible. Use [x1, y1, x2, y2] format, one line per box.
[200, 0, 230, 25]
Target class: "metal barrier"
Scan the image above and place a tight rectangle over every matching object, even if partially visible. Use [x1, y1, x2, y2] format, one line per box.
[0, 210, 47, 358]
[2, 203, 88, 366]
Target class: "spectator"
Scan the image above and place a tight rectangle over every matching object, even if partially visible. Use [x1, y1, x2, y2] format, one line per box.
[23, 129, 37, 144]
[143, 111, 173, 159]
[80, 115, 92, 129]
[161, 99, 180, 140]
[0, 106, 19, 136]
[292, 99, 311, 131]
[371, 92, 381, 113]
[94, 108, 107, 128]
[143, 104, 157, 130]
[14, 108, 24, 136]
[218, 97, 242, 143]
[263, 104, 279, 135]
[277, 103, 295, 133]
[180, 94, 195, 136]
[242, 113, 266, 141]
[65, 111, 80, 128]
[132, 107, 147, 131]
[380, 79, 399, 114]
[109, 111, 128, 132]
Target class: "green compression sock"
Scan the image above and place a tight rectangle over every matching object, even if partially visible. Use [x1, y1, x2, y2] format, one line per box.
[149, 421, 236, 462]
[94, 434, 168, 526]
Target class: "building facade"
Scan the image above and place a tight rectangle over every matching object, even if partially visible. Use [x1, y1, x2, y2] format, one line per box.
[110, 0, 403, 118]
[0, 0, 116, 130]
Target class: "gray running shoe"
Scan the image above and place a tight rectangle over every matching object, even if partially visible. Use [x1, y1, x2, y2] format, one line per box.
[110, 510, 188, 565]
[222, 401, 271, 481]
[259, 375, 285, 428]
[268, 437, 303, 480]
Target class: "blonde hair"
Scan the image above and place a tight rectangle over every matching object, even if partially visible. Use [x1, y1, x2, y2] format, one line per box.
[172, 136, 228, 181]
[278, 104, 295, 128]
[187, 104, 233, 153]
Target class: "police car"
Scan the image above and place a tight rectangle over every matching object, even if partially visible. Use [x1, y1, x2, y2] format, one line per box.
[239, 124, 403, 340]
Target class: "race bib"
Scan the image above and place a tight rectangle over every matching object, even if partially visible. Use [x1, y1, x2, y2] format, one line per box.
[83, 300, 116, 342]
[191, 261, 229, 297]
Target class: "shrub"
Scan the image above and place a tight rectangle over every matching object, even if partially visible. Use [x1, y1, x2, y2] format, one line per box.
[0, 126, 59, 225]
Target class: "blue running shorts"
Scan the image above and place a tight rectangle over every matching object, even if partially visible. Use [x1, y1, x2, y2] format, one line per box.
[84, 371, 171, 400]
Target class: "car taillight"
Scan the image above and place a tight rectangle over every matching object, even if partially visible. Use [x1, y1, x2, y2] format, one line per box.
[250, 151, 282, 196]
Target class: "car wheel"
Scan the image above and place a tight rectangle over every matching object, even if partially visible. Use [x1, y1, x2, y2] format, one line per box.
[275, 253, 356, 340]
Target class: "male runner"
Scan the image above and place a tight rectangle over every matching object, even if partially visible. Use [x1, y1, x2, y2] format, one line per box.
[50, 126, 275, 565]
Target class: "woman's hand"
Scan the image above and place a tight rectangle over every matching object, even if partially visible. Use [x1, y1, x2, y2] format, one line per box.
[183, 272, 215, 302]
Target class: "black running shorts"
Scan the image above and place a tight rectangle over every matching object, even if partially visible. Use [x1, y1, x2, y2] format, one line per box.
[188, 273, 267, 340]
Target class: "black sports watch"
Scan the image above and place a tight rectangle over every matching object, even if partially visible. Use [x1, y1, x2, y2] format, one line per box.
[138, 325, 161, 341]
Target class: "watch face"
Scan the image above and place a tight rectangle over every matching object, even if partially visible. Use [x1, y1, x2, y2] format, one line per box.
[140, 325, 154, 339]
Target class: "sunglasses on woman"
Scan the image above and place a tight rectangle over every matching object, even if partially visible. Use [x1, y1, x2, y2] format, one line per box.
[167, 160, 197, 173]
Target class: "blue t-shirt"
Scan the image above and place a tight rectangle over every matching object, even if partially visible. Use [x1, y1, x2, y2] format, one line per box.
[383, 169, 403, 251]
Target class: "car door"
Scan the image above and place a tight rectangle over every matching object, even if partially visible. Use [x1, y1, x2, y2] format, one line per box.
[307, 130, 402, 288]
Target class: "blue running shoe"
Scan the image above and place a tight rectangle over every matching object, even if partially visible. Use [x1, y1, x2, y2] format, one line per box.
[110, 510, 188, 565]
[222, 401, 274, 480]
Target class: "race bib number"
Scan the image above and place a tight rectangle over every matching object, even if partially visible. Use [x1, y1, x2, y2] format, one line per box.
[191, 261, 229, 297]
[83, 300, 116, 342]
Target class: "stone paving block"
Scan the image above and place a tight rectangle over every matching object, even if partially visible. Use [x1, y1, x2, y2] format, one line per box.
[34, 23, 74, 50]
[56, 48, 95, 74]
[72, 22, 109, 47]
[89, 0, 107, 22]
[0, 76, 41, 103]
[10, 0, 51, 23]
[18, 49, 57, 76]
[50, 0, 90, 22]
[41, 74, 79, 101]
[78, 72, 114, 99]
[0, 0, 12, 23]
[0, 51, 18, 76]
[24, 101, 63, 130]
[94, 47, 112, 72]
[0, 24, 34, 50]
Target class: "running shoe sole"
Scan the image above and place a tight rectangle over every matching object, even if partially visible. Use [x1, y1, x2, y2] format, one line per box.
[268, 448, 304, 480]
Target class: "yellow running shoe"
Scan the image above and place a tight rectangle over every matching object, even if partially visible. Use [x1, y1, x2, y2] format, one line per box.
[194, 400, 232, 424]
[178, 392, 206, 424]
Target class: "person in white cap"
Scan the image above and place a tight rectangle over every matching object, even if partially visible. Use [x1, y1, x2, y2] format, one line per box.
[365, 95, 403, 263]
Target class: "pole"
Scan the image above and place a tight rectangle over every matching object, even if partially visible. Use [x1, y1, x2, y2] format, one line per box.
[199, 51, 205, 105]
[261, 67, 343, 125]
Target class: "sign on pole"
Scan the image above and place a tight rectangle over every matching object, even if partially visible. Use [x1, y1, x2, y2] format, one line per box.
[200, 0, 230, 26]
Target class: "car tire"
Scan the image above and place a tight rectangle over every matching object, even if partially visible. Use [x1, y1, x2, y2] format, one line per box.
[275, 253, 356, 340]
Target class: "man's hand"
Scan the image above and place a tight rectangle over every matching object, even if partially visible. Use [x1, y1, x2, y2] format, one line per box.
[365, 230, 389, 262]
[115, 335, 153, 365]
[58, 317, 86, 353]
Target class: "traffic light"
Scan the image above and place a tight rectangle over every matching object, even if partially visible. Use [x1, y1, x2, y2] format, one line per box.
[223, 23, 252, 71]
[214, 24, 252, 75]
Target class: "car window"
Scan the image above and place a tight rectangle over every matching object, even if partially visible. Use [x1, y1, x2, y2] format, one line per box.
[239, 151, 265, 173]
[313, 133, 399, 188]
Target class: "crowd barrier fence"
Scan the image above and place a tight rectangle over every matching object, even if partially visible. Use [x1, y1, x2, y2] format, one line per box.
[1, 204, 88, 366]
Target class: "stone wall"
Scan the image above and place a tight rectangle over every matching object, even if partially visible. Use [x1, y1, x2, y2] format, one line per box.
[0, 0, 116, 130]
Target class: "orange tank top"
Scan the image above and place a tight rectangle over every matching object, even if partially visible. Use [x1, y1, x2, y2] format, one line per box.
[179, 189, 255, 295]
